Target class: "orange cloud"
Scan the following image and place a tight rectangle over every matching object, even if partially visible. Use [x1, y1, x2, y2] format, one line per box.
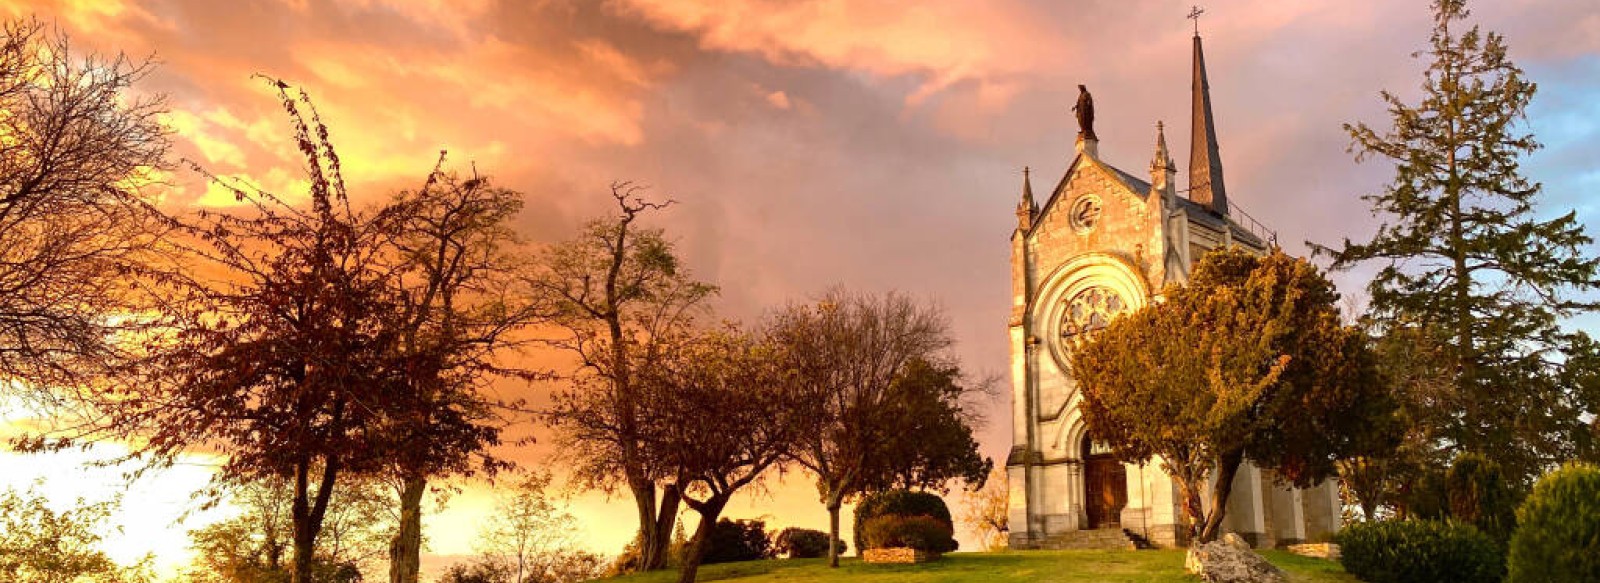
[611, 0, 1066, 107]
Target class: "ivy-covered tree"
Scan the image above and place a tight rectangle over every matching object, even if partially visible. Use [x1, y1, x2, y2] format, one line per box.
[1323, 0, 1600, 484]
[1071, 248, 1396, 543]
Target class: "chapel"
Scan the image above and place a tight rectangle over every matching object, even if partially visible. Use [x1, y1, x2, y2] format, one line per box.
[1004, 30, 1342, 549]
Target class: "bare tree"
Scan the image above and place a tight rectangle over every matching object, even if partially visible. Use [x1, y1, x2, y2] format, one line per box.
[531, 186, 715, 572]
[0, 19, 168, 393]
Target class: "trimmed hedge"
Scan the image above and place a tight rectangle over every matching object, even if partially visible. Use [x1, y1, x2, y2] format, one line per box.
[1335, 519, 1503, 583]
[771, 527, 846, 559]
[852, 490, 954, 553]
[861, 515, 958, 553]
[1508, 463, 1600, 583]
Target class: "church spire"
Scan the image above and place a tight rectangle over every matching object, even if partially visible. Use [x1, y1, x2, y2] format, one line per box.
[1188, 29, 1229, 216]
[1016, 166, 1037, 230]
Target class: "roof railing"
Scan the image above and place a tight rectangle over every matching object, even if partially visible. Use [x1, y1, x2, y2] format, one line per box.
[1228, 201, 1279, 246]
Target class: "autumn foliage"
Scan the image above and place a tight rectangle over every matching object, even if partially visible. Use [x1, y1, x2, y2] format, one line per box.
[1070, 247, 1395, 542]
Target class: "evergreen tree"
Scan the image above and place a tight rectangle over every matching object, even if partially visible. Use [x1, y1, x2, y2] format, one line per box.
[1324, 0, 1600, 484]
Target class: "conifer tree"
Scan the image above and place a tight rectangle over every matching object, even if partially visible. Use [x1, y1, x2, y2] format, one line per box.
[1325, 0, 1600, 484]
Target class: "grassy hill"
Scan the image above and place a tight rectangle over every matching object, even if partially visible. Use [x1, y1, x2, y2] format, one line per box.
[603, 550, 1359, 583]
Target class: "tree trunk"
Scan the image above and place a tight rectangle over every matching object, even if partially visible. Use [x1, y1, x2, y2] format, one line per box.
[652, 483, 681, 567]
[1198, 449, 1245, 543]
[388, 474, 427, 583]
[292, 457, 340, 583]
[1172, 471, 1206, 545]
[825, 492, 843, 568]
[628, 479, 665, 571]
[676, 496, 728, 583]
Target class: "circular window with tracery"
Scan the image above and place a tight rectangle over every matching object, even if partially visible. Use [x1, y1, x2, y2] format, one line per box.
[1069, 195, 1102, 233]
[1059, 286, 1126, 343]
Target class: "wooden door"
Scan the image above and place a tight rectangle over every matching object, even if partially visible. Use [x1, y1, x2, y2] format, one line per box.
[1084, 456, 1128, 529]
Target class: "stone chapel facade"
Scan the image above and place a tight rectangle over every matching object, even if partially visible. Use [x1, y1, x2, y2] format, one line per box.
[1004, 33, 1341, 549]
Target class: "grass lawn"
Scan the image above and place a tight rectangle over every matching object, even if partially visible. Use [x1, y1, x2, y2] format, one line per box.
[602, 549, 1360, 583]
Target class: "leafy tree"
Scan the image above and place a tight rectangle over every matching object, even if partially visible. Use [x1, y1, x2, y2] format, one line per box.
[25, 78, 405, 583]
[765, 289, 984, 567]
[380, 160, 542, 583]
[532, 185, 716, 572]
[185, 476, 392, 583]
[1322, 0, 1600, 484]
[1338, 320, 1457, 520]
[869, 358, 990, 492]
[630, 327, 804, 583]
[958, 465, 1010, 551]
[0, 18, 168, 393]
[473, 470, 602, 583]
[1071, 248, 1395, 542]
[0, 485, 154, 583]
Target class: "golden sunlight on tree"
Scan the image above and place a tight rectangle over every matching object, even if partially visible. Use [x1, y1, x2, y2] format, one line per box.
[446, 470, 605, 583]
[0, 484, 156, 583]
[958, 465, 1009, 551]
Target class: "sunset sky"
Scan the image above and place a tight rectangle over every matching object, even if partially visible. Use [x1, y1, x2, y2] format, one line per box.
[2, 0, 1598, 579]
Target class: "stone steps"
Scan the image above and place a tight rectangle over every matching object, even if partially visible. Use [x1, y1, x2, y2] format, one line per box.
[1024, 528, 1140, 551]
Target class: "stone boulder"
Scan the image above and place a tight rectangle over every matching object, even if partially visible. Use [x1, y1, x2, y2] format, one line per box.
[1221, 532, 1252, 551]
[1185, 541, 1288, 583]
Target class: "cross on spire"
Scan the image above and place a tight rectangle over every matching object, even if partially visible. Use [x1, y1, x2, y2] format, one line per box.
[1188, 5, 1205, 36]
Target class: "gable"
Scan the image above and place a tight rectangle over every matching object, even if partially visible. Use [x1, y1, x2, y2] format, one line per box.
[1024, 155, 1166, 298]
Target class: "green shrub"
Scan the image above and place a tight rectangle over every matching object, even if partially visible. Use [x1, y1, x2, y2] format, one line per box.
[861, 515, 957, 552]
[1336, 519, 1503, 583]
[1447, 452, 1518, 545]
[852, 490, 953, 552]
[1406, 470, 1450, 520]
[771, 527, 846, 559]
[1508, 463, 1600, 583]
[702, 518, 773, 564]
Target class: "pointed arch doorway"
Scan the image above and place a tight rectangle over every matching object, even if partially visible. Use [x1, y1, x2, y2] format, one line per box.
[1082, 434, 1127, 529]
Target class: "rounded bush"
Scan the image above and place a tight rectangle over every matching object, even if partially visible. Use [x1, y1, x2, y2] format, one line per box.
[771, 527, 846, 559]
[861, 515, 957, 552]
[852, 490, 953, 552]
[702, 518, 773, 564]
[1508, 462, 1600, 583]
[1335, 519, 1503, 583]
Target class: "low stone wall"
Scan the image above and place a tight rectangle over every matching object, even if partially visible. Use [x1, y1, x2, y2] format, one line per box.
[1285, 543, 1340, 560]
[862, 548, 941, 564]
